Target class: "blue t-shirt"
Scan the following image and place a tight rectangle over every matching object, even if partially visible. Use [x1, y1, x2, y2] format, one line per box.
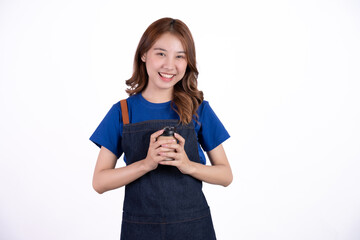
[90, 94, 230, 164]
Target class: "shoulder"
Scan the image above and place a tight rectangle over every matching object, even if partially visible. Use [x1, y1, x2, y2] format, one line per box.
[125, 94, 138, 103]
[194, 100, 213, 130]
[195, 100, 230, 152]
[99, 97, 132, 124]
[197, 100, 220, 120]
[108, 101, 122, 117]
[112, 101, 122, 111]
[116, 94, 139, 111]
[98, 101, 122, 124]
[197, 100, 210, 115]
[124, 94, 142, 108]
[110, 95, 139, 123]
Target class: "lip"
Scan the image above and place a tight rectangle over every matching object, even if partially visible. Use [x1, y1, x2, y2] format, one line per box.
[158, 72, 175, 82]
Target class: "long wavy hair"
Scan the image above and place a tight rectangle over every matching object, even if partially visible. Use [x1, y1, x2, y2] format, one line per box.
[126, 18, 203, 124]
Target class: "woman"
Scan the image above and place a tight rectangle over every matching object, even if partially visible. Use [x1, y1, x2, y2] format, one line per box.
[90, 17, 232, 240]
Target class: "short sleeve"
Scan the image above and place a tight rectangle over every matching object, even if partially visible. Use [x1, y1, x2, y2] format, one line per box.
[89, 103, 123, 158]
[197, 101, 230, 152]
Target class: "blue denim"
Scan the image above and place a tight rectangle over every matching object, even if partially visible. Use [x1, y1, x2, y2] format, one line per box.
[121, 211, 216, 240]
[120, 119, 216, 239]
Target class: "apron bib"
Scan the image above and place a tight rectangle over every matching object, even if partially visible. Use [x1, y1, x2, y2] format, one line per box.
[119, 99, 216, 240]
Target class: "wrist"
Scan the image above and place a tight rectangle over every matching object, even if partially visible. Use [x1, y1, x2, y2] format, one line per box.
[140, 158, 155, 172]
[187, 161, 198, 175]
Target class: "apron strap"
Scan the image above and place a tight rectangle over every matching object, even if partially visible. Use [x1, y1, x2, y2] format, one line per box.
[120, 99, 129, 125]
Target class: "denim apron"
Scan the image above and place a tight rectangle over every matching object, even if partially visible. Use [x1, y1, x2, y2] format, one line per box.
[119, 100, 217, 240]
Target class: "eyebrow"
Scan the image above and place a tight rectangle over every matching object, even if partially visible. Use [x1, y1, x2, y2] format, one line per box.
[153, 47, 186, 54]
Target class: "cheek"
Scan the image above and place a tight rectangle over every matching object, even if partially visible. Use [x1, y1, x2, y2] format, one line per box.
[178, 62, 188, 74]
[145, 59, 160, 73]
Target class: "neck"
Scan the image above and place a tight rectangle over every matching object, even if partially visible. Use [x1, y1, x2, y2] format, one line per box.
[141, 88, 173, 103]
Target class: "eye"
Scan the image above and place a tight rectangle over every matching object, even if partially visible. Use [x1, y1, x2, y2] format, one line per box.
[157, 52, 165, 57]
[176, 55, 185, 59]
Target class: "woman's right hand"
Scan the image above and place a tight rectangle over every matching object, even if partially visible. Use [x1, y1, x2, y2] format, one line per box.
[143, 129, 177, 171]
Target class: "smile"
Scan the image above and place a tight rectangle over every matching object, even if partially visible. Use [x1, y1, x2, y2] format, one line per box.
[159, 72, 175, 79]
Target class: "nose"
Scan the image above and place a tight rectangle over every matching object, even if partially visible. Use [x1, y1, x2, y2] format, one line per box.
[163, 56, 175, 70]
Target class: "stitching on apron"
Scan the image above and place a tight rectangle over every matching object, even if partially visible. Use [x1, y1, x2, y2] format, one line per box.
[123, 212, 210, 225]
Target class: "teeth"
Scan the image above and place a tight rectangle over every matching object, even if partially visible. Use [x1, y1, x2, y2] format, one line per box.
[159, 73, 175, 78]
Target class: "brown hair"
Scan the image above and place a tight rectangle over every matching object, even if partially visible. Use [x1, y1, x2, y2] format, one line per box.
[125, 18, 203, 124]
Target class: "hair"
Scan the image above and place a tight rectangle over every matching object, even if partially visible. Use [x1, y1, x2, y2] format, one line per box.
[125, 17, 203, 124]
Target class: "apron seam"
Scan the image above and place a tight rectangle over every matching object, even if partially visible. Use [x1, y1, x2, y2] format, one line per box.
[122, 212, 210, 225]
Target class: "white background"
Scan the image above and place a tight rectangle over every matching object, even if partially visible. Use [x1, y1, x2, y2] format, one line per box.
[1, 0, 360, 239]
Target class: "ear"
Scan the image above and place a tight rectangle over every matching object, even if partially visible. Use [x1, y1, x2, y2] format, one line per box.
[141, 53, 146, 62]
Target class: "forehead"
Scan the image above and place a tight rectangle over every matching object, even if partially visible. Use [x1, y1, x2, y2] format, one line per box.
[152, 33, 185, 52]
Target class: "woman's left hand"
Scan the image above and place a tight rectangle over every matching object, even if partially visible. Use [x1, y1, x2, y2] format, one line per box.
[158, 133, 195, 175]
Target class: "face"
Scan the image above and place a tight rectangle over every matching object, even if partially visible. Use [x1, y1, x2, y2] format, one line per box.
[141, 33, 188, 93]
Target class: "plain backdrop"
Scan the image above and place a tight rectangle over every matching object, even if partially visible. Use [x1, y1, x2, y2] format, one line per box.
[1, 0, 360, 239]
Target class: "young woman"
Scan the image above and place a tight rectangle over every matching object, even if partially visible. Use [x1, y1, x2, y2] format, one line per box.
[90, 17, 232, 240]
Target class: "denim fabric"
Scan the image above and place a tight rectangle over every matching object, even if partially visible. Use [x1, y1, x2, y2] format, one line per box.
[120, 211, 216, 240]
[120, 119, 216, 239]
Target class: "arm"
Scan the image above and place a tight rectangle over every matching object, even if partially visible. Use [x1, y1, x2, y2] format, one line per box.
[92, 129, 176, 194]
[92, 146, 149, 194]
[194, 144, 233, 187]
[159, 133, 233, 187]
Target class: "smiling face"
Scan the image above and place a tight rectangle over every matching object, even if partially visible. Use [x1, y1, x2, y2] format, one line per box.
[141, 32, 188, 97]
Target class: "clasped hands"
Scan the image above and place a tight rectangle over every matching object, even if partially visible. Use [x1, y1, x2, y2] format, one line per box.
[143, 129, 195, 175]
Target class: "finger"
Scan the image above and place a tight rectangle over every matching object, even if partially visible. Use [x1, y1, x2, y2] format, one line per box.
[160, 151, 178, 159]
[160, 143, 181, 152]
[154, 155, 169, 163]
[159, 160, 177, 166]
[154, 139, 177, 150]
[174, 133, 185, 147]
[159, 161, 176, 166]
[150, 129, 165, 143]
[153, 147, 167, 156]
[156, 146, 174, 153]
[154, 147, 175, 158]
